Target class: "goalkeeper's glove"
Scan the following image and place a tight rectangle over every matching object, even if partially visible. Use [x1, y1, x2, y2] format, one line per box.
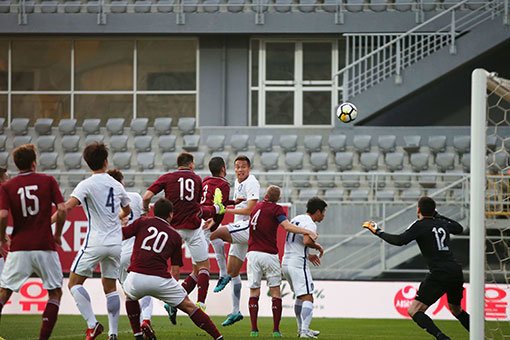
[362, 221, 383, 235]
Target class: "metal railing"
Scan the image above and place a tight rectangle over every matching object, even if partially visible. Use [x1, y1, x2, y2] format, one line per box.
[333, 0, 505, 102]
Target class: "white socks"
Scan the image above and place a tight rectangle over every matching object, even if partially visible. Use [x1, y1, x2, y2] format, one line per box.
[231, 275, 242, 314]
[106, 291, 120, 336]
[140, 296, 153, 321]
[294, 298, 303, 331]
[70, 285, 97, 329]
[301, 301, 313, 331]
[211, 238, 227, 278]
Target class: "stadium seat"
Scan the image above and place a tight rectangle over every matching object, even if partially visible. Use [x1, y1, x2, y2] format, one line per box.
[58, 119, 77, 135]
[134, 136, 153, 152]
[418, 171, 437, 188]
[335, 152, 354, 171]
[37, 135, 56, 153]
[22, 0, 36, 13]
[298, 0, 317, 12]
[123, 174, 136, 187]
[182, 135, 200, 151]
[389, 170, 411, 188]
[82, 119, 101, 136]
[264, 171, 284, 187]
[62, 135, 80, 153]
[64, 153, 82, 170]
[427, 135, 447, 153]
[255, 135, 273, 152]
[403, 135, 421, 154]
[400, 188, 422, 201]
[158, 135, 177, 153]
[157, 0, 174, 12]
[178, 117, 196, 135]
[460, 153, 470, 172]
[39, 152, 58, 170]
[194, 152, 206, 169]
[230, 134, 249, 152]
[110, 1, 128, 13]
[410, 153, 429, 171]
[0, 152, 8, 167]
[487, 135, 498, 152]
[328, 135, 346, 153]
[41, 1, 58, 13]
[134, 0, 152, 12]
[203, 0, 220, 12]
[211, 151, 230, 166]
[385, 152, 404, 171]
[0, 118, 4, 134]
[435, 152, 455, 172]
[137, 152, 155, 170]
[154, 117, 173, 135]
[227, 0, 244, 12]
[106, 118, 125, 135]
[0, 1, 10, 13]
[324, 188, 344, 201]
[503, 139, 510, 154]
[275, 0, 292, 12]
[13, 136, 32, 148]
[394, 0, 411, 11]
[376, 190, 395, 201]
[183, 0, 198, 12]
[304, 135, 323, 153]
[251, 0, 269, 12]
[206, 135, 225, 152]
[299, 189, 318, 201]
[360, 152, 379, 171]
[346, 0, 363, 12]
[130, 118, 149, 136]
[113, 152, 132, 170]
[429, 189, 447, 201]
[349, 189, 369, 201]
[0, 135, 6, 151]
[236, 151, 255, 164]
[279, 135, 298, 153]
[11, 118, 29, 136]
[64, 0, 81, 13]
[162, 152, 179, 171]
[322, 0, 339, 12]
[290, 170, 311, 188]
[377, 135, 396, 153]
[110, 135, 129, 153]
[310, 152, 328, 171]
[285, 152, 304, 171]
[421, 0, 436, 11]
[85, 135, 104, 145]
[260, 152, 279, 171]
[353, 135, 371, 153]
[86, 1, 101, 12]
[369, 0, 387, 12]
[488, 152, 508, 173]
[34, 118, 53, 135]
[316, 171, 335, 188]
[340, 171, 361, 188]
[453, 135, 470, 154]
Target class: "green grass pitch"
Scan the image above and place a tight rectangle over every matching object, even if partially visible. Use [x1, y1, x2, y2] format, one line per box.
[0, 315, 477, 340]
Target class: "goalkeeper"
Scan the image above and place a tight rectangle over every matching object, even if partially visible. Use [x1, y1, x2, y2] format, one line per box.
[362, 196, 469, 340]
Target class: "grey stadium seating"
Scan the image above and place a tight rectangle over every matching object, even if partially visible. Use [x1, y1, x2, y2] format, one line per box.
[237, 151, 255, 164]
[260, 152, 279, 171]
[34, 118, 53, 135]
[410, 153, 429, 171]
[85, 135, 104, 145]
[154, 118, 173, 135]
[487, 136, 498, 151]
[353, 135, 371, 153]
[130, 118, 149, 136]
[206, 135, 226, 152]
[488, 152, 508, 173]
[158, 135, 177, 153]
[503, 139, 510, 153]
[211, 151, 230, 166]
[134, 136, 153, 152]
[183, 0, 198, 13]
[376, 189, 395, 201]
[304, 135, 323, 153]
[435, 152, 455, 172]
[340, 171, 361, 188]
[299, 189, 318, 201]
[377, 135, 396, 153]
[183, 135, 200, 152]
[335, 152, 354, 171]
[0, 118, 4, 134]
[64, 0, 81, 13]
[317, 172, 335, 188]
[230, 135, 250, 152]
[349, 189, 370, 201]
[110, 135, 129, 153]
[369, 0, 387, 12]
[275, 0, 292, 12]
[82, 119, 101, 136]
[401, 188, 422, 201]
[0, 2, 9, 14]
[64, 153, 82, 170]
[385, 152, 404, 171]
[113, 152, 132, 170]
[255, 135, 273, 152]
[418, 170, 437, 188]
[290, 170, 311, 188]
[324, 188, 344, 201]
[111, 1, 128, 13]
[227, 0, 244, 12]
[178, 117, 196, 135]
[0, 152, 8, 167]
[285, 152, 304, 171]
[394, 0, 412, 11]
[194, 152, 206, 169]
[157, 0, 174, 13]
[135, 0, 152, 13]
[62, 135, 81, 153]
[461, 153, 470, 172]
[279, 135, 298, 153]
[162, 152, 179, 171]
[392, 171, 412, 188]
[360, 152, 379, 171]
[41, 1, 58, 13]
[37, 135, 56, 152]
[39, 152, 58, 171]
[298, 0, 317, 13]
[13, 136, 32, 148]
[58, 119, 77, 135]
[0, 135, 6, 151]
[453, 135, 470, 154]
[328, 135, 346, 153]
[427, 135, 447, 153]
[310, 152, 328, 171]
[11, 118, 30, 135]
[137, 152, 156, 170]
[345, 0, 364, 12]
[403, 135, 421, 154]
[106, 118, 125, 135]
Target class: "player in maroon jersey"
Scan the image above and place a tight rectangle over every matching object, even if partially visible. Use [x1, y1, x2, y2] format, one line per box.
[0, 144, 67, 340]
[200, 156, 230, 227]
[246, 185, 318, 338]
[142, 152, 212, 310]
[0, 166, 9, 278]
[122, 198, 224, 340]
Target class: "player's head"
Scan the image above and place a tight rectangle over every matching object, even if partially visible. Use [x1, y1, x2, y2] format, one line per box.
[234, 155, 251, 182]
[177, 152, 195, 171]
[83, 142, 108, 172]
[209, 156, 226, 177]
[154, 197, 174, 222]
[107, 169, 124, 186]
[13, 144, 37, 172]
[306, 197, 328, 222]
[265, 185, 281, 203]
[0, 166, 8, 184]
[418, 196, 436, 218]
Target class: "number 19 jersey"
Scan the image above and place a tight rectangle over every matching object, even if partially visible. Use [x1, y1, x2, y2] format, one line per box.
[71, 173, 131, 247]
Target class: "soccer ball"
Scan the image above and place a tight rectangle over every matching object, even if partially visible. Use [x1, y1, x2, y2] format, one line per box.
[337, 102, 358, 123]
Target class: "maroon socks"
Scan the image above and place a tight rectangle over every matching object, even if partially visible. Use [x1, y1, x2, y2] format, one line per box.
[39, 299, 59, 340]
[249, 296, 259, 332]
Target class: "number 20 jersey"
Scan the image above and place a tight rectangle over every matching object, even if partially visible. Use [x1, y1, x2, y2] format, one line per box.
[0, 172, 64, 251]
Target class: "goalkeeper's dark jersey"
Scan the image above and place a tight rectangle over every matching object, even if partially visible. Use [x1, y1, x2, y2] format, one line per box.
[378, 215, 463, 273]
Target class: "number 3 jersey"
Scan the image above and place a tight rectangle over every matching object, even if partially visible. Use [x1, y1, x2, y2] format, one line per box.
[122, 216, 183, 279]
[71, 173, 131, 247]
[0, 172, 64, 251]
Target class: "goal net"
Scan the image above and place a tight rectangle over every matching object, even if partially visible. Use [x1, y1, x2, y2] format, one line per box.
[470, 69, 510, 340]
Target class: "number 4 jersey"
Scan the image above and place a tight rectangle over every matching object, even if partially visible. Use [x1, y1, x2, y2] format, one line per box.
[0, 171, 64, 251]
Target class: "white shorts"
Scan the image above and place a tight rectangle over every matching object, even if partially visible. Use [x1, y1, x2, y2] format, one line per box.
[123, 271, 187, 307]
[0, 251, 63, 292]
[71, 245, 121, 279]
[247, 251, 281, 289]
[227, 222, 250, 261]
[178, 228, 209, 264]
[119, 250, 132, 285]
[282, 258, 314, 297]
[0, 257, 4, 278]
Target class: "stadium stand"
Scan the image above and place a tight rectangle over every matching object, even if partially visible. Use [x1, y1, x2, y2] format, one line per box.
[154, 118, 173, 135]
[34, 118, 53, 135]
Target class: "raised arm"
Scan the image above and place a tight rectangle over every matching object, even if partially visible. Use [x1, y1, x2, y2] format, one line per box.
[362, 221, 409, 246]
[53, 202, 67, 247]
[142, 190, 155, 214]
[281, 219, 318, 241]
[51, 197, 80, 224]
[435, 212, 464, 235]
[119, 205, 131, 220]
[225, 198, 257, 216]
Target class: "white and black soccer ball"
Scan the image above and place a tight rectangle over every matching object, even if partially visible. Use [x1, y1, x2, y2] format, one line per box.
[336, 102, 358, 123]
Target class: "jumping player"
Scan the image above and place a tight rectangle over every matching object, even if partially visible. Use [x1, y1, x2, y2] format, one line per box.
[363, 196, 469, 340]
[0, 144, 67, 340]
[246, 186, 318, 338]
[122, 198, 224, 340]
[63, 143, 131, 340]
[282, 197, 326, 338]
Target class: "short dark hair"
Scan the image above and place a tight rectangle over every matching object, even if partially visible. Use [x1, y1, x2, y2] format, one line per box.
[13, 144, 37, 171]
[418, 196, 436, 216]
[0, 166, 7, 179]
[83, 142, 108, 171]
[209, 157, 226, 176]
[177, 152, 194, 168]
[266, 185, 280, 202]
[154, 198, 173, 219]
[234, 155, 251, 168]
[306, 197, 328, 215]
[107, 169, 124, 184]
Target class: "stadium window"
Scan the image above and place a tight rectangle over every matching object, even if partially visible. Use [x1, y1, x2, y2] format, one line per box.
[74, 40, 133, 91]
[0, 41, 6, 91]
[11, 94, 70, 123]
[136, 94, 195, 124]
[0, 95, 6, 120]
[265, 91, 294, 125]
[251, 91, 258, 126]
[303, 91, 331, 125]
[303, 42, 331, 81]
[74, 94, 132, 124]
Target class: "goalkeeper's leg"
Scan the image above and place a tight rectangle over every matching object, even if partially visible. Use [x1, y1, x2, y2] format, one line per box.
[408, 301, 450, 340]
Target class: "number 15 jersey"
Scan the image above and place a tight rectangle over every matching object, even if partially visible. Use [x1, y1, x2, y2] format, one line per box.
[71, 173, 131, 247]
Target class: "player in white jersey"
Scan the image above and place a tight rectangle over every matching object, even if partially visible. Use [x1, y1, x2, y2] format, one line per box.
[0, 166, 8, 279]
[58, 143, 131, 340]
[282, 197, 326, 339]
[209, 155, 260, 326]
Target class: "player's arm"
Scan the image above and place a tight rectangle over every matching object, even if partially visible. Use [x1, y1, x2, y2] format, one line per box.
[119, 205, 131, 220]
[51, 196, 80, 224]
[0, 209, 9, 256]
[303, 236, 324, 258]
[142, 190, 155, 214]
[225, 198, 257, 216]
[362, 221, 417, 246]
[171, 265, 180, 281]
[281, 219, 318, 241]
[53, 202, 67, 247]
[434, 212, 464, 234]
